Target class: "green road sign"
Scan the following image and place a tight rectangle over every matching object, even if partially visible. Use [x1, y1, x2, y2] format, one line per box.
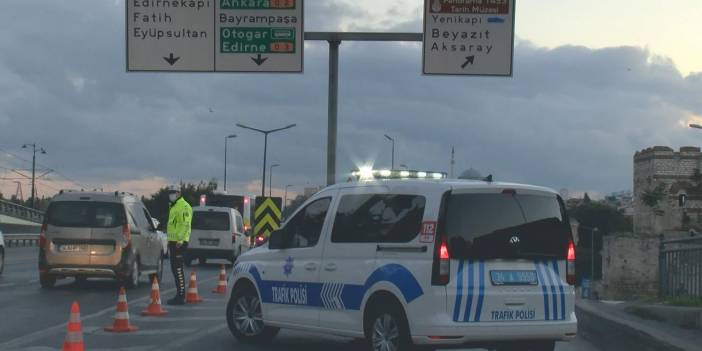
[220, 27, 296, 54]
[220, 0, 297, 10]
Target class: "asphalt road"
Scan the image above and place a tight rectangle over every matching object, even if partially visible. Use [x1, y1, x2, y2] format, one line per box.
[0, 247, 600, 351]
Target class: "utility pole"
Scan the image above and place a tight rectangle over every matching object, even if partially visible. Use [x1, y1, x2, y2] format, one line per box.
[450, 146, 455, 178]
[592, 227, 599, 280]
[384, 134, 395, 169]
[22, 143, 46, 209]
[236, 123, 296, 198]
[224, 134, 237, 192]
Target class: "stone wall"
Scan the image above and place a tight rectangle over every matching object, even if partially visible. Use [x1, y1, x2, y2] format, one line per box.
[597, 233, 660, 299]
[633, 146, 702, 235]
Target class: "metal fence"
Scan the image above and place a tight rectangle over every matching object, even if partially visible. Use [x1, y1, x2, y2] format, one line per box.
[0, 199, 44, 223]
[3, 234, 39, 247]
[659, 236, 702, 299]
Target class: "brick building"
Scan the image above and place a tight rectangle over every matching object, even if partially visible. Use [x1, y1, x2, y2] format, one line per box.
[633, 146, 702, 235]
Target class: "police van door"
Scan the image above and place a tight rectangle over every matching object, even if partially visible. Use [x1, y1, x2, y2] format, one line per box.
[319, 187, 428, 333]
[260, 194, 334, 327]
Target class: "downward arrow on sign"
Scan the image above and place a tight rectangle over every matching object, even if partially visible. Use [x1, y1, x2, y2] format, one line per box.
[251, 54, 268, 66]
[163, 53, 180, 66]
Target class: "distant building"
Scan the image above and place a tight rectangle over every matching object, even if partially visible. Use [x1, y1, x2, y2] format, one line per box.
[458, 168, 482, 180]
[605, 190, 634, 217]
[633, 146, 702, 235]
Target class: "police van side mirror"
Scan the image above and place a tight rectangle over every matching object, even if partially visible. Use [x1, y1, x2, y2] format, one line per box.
[269, 230, 287, 250]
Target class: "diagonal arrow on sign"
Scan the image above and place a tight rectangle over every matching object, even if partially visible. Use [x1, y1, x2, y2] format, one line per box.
[461, 55, 475, 69]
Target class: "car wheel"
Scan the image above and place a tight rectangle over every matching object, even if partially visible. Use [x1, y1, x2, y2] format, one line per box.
[199, 257, 207, 265]
[227, 285, 279, 343]
[75, 276, 88, 284]
[40, 273, 56, 289]
[0, 247, 4, 275]
[124, 259, 139, 289]
[366, 303, 412, 351]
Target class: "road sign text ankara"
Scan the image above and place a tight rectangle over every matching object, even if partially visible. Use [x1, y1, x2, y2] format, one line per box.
[423, 0, 515, 76]
[127, 0, 304, 72]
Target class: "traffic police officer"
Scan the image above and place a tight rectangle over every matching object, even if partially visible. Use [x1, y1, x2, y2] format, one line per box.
[166, 185, 192, 305]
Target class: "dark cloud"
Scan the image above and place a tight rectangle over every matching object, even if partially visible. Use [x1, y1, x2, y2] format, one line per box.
[1, 1, 700, 197]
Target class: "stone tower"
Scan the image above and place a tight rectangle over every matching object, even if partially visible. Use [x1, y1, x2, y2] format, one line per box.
[633, 146, 702, 235]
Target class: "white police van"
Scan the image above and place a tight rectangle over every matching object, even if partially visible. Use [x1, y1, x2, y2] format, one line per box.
[226, 170, 577, 351]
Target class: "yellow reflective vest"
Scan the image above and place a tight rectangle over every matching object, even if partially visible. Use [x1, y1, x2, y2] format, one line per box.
[167, 197, 192, 243]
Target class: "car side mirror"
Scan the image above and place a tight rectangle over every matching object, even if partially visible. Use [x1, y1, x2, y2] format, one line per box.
[268, 229, 288, 250]
[151, 218, 160, 230]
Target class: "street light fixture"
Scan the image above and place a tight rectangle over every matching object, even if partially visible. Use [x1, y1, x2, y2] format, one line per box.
[236, 123, 297, 197]
[690, 124, 702, 130]
[384, 134, 395, 169]
[269, 163, 280, 197]
[224, 134, 237, 192]
[22, 143, 47, 209]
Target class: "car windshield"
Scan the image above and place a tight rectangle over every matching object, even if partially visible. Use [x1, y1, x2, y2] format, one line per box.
[192, 211, 230, 231]
[46, 201, 126, 228]
[445, 193, 571, 259]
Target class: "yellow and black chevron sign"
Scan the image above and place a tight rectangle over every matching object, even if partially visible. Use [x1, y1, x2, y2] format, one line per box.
[254, 197, 282, 238]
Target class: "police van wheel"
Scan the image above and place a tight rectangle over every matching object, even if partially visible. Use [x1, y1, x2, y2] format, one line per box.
[366, 303, 413, 351]
[227, 286, 279, 343]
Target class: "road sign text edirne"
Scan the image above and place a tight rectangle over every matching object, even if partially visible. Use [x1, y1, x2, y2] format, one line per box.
[422, 0, 515, 76]
[126, 0, 304, 72]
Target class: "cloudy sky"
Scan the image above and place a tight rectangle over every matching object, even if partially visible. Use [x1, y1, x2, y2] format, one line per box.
[1, 0, 701, 201]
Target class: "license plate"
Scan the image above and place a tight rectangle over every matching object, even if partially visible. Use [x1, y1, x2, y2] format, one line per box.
[60, 244, 84, 253]
[199, 239, 219, 247]
[490, 270, 538, 286]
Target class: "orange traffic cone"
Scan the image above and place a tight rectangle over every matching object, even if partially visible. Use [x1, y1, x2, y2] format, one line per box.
[212, 264, 227, 294]
[185, 270, 203, 304]
[105, 287, 138, 332]
[63, 301, 85, 351]
[141, 276, 168, 316]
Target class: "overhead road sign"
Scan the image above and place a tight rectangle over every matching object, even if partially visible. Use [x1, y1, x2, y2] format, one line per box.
[254, 197, 282, 238]
[422, 0, 515, 76]
[126, 0, 304, 72]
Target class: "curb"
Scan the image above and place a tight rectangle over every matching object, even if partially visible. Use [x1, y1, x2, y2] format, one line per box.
[576, 301, 691, 351]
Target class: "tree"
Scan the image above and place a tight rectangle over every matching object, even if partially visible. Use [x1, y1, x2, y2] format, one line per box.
[571, 201, 633, 237]
[583, 193, 592, 203]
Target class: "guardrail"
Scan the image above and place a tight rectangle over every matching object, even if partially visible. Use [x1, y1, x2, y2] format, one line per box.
[659, 236, 702, 299]
[3, 234, 40, 248]
[0, 199, 44, 224]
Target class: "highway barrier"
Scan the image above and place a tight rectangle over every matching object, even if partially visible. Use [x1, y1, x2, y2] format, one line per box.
[4, 234, 40, 248]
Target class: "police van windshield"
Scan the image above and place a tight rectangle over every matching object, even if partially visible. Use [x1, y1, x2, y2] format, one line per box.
[46, 201, 126, 228]
[445, 192, 570, 260]
[192, 211, 230, 231]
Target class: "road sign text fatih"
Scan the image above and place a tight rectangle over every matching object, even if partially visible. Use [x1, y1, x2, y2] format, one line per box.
[422, 0, 515, 76]
[127, 0, 304, 72]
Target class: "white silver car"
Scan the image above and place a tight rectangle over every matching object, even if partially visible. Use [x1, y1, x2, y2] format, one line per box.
[0, 230, 5, 275]
[187, 206, 249, 265]
[226, 173, 577, 351]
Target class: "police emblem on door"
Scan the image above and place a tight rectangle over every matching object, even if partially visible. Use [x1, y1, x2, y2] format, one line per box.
[509, 236, 520, 246]
[283, 256, 294, 277]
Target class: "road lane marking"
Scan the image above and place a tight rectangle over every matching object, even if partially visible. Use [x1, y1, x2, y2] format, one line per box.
[87, 327, 197, 336]
[0, 275, 218, 350]
[134, 316, 223, 322]
[148, 323, 228, 350]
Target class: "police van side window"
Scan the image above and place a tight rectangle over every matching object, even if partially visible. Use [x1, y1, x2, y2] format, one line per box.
[331, 194, 426, 243]
[284, 197, 331, 248]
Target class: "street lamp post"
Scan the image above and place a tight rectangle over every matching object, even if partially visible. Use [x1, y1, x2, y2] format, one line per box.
[284, 184, 294, 211]
[269, 164, 280, 197]
[22, 143, 46, 209]
[690, 124, 702, 130]
[384, 134, 395, 169]
[592, 227, 599, 280]
[236, 123, 296, 198]
[224, 134, 237, 192]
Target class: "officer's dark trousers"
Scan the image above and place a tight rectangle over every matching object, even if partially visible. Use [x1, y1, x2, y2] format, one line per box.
[168, 242, 188, 297]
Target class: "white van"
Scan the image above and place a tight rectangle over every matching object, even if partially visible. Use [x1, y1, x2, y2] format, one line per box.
[226, 175, 577, 351]
[187, 206, 248, 265]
